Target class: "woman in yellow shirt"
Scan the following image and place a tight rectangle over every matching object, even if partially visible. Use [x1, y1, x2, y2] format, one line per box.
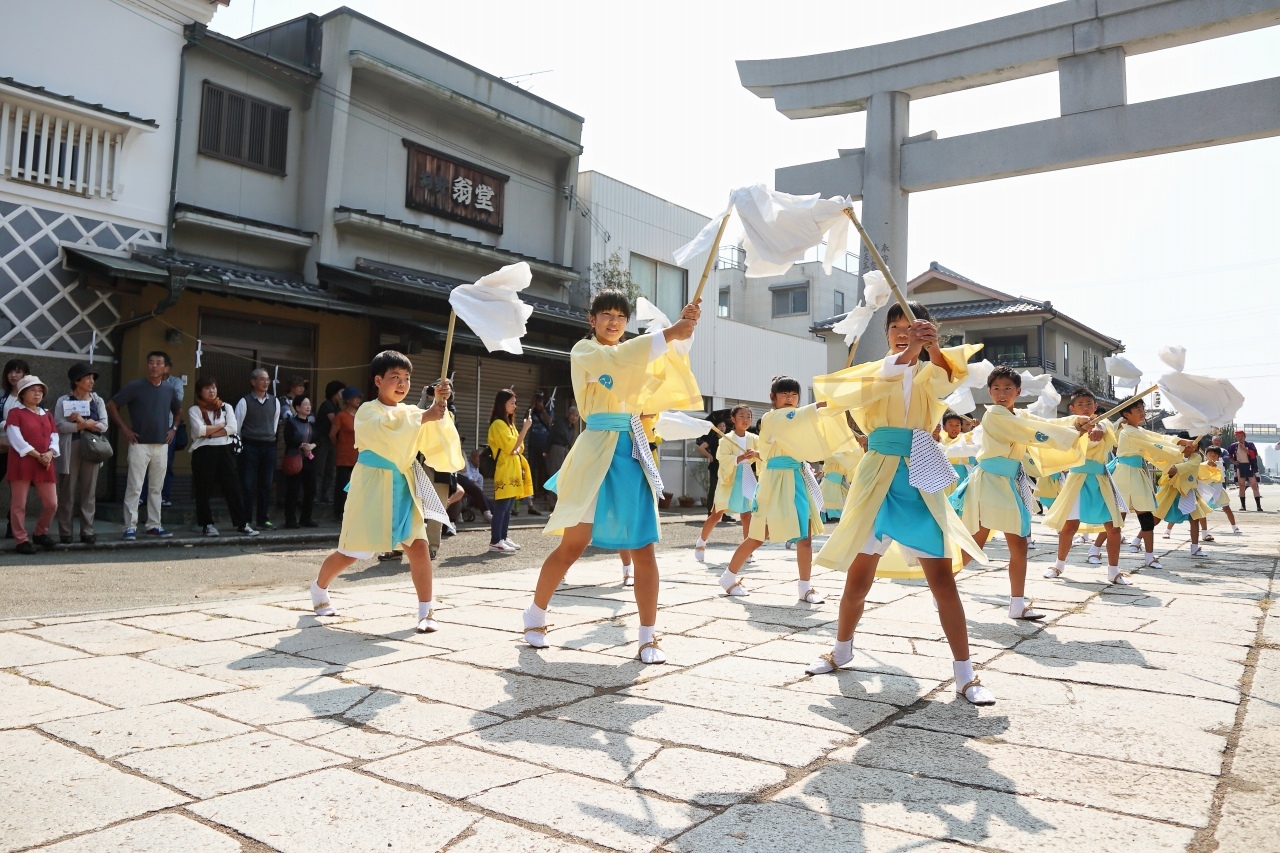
[487, 390, 533, 553]
[522, 289, 701, 664]
[804, 301, 995, 706]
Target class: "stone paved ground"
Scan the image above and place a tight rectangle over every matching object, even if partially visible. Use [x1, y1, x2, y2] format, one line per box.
[3, 488, 1277, 852]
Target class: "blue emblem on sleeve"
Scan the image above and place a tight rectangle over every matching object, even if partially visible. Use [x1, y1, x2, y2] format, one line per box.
[786, 410, 796, 419]
[1035, 431, 1048, 443]
[599, 374, 614, 389]
[1155, 444, 1164, 449]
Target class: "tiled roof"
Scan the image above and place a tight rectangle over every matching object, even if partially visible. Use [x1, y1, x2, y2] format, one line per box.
[351, 259, 585, 325]
[334, 207, 577, 275]
[174, 204, 317, 238]
[812, 298, 1047, 332]
[132, 250, 325, 297]
[0, 77, 158, 126]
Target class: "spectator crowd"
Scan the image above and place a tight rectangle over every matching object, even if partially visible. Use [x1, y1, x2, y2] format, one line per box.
[2, 352, 585, 558]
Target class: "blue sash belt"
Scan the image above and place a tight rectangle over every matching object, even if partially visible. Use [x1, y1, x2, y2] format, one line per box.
[766, 456, 801, 471]
[868, 426, 912, 456]
[1113, 455, 1143, 468]
[825, 473, 845, 487]
[587, 412, 631, 432]
[1070, 459, 1108, 475]
[977, 456, 1021, 477]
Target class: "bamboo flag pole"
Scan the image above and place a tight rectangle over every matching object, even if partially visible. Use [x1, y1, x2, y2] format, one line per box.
[1086, 384, 1160, 427]
[439, 310, 458, 381]
[843, 207, 915, 323]
[690, 215, 731, 304]
[844, 336, 861, 369]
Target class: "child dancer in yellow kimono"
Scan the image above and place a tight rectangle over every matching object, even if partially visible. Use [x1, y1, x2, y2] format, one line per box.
[1044, 389, 1127, 584]
[1095, 399, 1196, 570]
[1155, 432, 1210, 557]
[719, 378, 837, 604]
[803, 302, 996, 706]
[310, 352, 462, 632]
[951, 367, 1086, 620]
[1199, 447, 1242, 537]
[695, 405, 759, 562]
[523, 290, 701, 664]
[938, 411, 976, 498]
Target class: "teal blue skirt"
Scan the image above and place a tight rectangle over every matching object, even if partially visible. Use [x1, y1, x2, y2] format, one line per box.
[592, 431, 660, 550]
[727, 465, 754, 514]
[872, 460, 946, 558]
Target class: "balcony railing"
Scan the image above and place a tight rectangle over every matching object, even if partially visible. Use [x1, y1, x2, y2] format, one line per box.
[989, 355, 1055, 372]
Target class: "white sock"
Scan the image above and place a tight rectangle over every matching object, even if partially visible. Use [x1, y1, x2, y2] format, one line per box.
[638, 624, 665, 663]
[1087, 545, 1101, 557]
[1106, 564, 1123, 581]
[310, 581, 335, 615]
[1054, 559, 1066, 571]
[953, 659, 975, 687]
[831, 638, 854, 666]
[524, 603, 547, 626]
[1008, 596, 1025, 618]
[418, 600, 435, 619]
[798, 580, 812, 597]
[695, 538, 706, 548]
[720, 569, 738, 589]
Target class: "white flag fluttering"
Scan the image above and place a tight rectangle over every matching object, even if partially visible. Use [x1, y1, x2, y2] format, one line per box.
[831, 270, 892, 345]
[945, 386, 977, 416]
[674, 185, 854, 278]
[964, 359, 996, 390]
[1105, 355, 1143, 391]
[636, 297, 692, 355]
[1155, 346, 1244, 434]
[1015, 369, 1060, 416]
[654, 410, 715, 442]
[449, 262, 533, 354]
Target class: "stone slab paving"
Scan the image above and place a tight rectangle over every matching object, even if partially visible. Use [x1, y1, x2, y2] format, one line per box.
[1, 495, 1277, 851]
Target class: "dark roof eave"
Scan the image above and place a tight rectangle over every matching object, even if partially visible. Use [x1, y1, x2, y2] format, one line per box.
[188, 24, 324, 81]
[174, 203, 317, 238]
[0, 77, 158, 127]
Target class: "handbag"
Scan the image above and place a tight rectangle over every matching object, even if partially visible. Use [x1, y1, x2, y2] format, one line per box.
[282, 454, 303, 476]
[79, 429, 114, 464]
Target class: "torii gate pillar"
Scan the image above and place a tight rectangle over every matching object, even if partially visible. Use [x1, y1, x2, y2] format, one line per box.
[739, 0, 1280, 361]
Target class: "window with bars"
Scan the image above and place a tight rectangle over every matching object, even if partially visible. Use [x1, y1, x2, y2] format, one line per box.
[0, 100, 127, 198]
[198, 82, 289, 175]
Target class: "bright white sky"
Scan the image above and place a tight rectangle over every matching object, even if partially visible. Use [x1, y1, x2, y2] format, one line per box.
[212, 0, 1280, 426]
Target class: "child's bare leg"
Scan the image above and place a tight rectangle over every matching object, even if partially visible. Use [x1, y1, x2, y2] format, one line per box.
[629, 543, 666, 664]
[1005, 533, 1042, 619]
[312, 551, 357, 615]
[963, 527, 990, 568]
[1047, 520, 1079, 577]
[1224, 506, 1237, 526]
[698, 511, 722, 545]
[404, 539, 440, 630]
[923, 556, 995, 704]
[805, 552, 877, 673]
[740, 511, 753, 542]
[525, 524, 592, 647]
[795, 537, 823, 603]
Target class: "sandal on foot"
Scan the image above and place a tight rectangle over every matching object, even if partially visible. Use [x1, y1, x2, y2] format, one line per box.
[693, 546, 706, 563]
[1043, 567, 1063, 579]
[1144, 557, 1163, 569]
[958, 676, 996, 706]
[638, 638, 667, 664]
[524, 624, 552, 648]
[312, 599, 337, 617]
[416, 610, 439, 633]
[799, 589, 825, 605]
[1109, 572, 1135, 586]
[805, 652, 847, 676]
[723, 578, 749, 597]
[1086, 554, 1102, 565]
[622, 571, 635, 587]
[1190, 545, 1206, 557]
[1202, 534, 1215, 542]
[1013, 598, 1045, 621]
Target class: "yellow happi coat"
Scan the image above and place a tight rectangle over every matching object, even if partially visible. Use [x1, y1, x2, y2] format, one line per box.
[488, 420, 533, 501]
[1155, 451, 1210, 520]
[338, 402, 464, 554]
[955, 406, 1082, 535]
[543, 333, 700, 537]
[821, 446, 864, 514]
[1112, 423, 1186, 513]
[939, 430, 978, 499]
[713, 429, 759, 513]
[748, 406, 834, 543]
[1044, 420, 1122, 530]
[812, 344, 988, 577]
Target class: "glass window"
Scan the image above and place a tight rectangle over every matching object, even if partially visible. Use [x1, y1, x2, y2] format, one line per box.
[983, 336, 1028, 364]
[834, 290, 845, 314]
[717, 287, 730, 318]
[656, 262, 687, 321]
[772, 286, 808, 317]
[1063, 341, 1069, 376]
[629, 254, 656, 303]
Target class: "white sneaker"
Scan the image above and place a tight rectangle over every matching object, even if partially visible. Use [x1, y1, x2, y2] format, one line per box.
[239, 524, 260, 537]
[503, 538, 522, 550]
[203, 524, 219, 537]
[489, 543, 514, 554]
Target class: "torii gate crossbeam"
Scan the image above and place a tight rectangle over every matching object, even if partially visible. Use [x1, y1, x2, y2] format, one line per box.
[737, 0, 1280, 360]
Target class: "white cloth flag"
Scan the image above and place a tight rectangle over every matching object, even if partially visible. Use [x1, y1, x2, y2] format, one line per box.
[654, 410, 714, 442]
[1155, 346, 1244, 435]
[964, 359, 995, 390]
[945, 386, 977, 416]
[831, 270, 892, 345]
[1105, 355, 1143, 392]
[636, 297, 692, 356]
[448, 262, 533, 354]
[674, 185, 853, 278]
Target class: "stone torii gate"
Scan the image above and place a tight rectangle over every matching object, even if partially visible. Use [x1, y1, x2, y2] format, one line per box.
[738, 0, 1280, 359]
